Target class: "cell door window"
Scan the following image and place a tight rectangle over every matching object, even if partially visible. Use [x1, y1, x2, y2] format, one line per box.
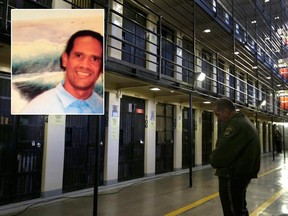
[161, 26, 175, 77]
[122, 3, 147, 67]
[182, 38, 194, 84]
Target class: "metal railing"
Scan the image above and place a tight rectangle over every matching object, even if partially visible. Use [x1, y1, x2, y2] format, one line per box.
[1, 0, 288, 118]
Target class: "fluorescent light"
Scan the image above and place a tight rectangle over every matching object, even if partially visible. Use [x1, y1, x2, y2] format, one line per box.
[252, 66, 258, 69]
[251, 20, 257, 24]
[196, 72, 206, 81]
[265, 0, 269, 2]
[275, 16, 280, 20]
[260, 100, 266, 106]
[203, 101, 211, 104]
[150, 87, 160, 91]
[266, 76, 271, 80]
[203, 29, 211, 33]
[234, 51, 240, 55]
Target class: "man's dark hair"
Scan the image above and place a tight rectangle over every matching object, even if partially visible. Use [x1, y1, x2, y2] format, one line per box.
[213, 98, 236, 111]
[65, 30, 103, 56]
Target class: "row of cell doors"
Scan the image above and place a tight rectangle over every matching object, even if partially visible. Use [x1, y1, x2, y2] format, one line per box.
[0, 115, 45, 205]
[0, 96, 214, 205]
[0, 114, 106, 204]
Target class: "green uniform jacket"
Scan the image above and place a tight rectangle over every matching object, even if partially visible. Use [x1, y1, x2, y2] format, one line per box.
[209, 112, 261, 179]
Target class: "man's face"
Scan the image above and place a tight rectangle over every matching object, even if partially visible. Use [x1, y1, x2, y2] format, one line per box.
[214, 107, 230, 122]
[62, 36, 103, 98]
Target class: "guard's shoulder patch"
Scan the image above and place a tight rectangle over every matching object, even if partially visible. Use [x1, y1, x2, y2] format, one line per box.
[224, 126, 234, 137]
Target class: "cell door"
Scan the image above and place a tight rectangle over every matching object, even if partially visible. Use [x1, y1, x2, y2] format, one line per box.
[202, 50, 213, 91]
[0, 115, 45, 205]
[63, 115, 105, 192]
[202, 111, 213, 165]
[262, 122, 267, 153]
[217, 59, 225, 95]
[182, 107, 195, 169]
[119, 96, 145, 181]
[156, 103, 174, 174]
[239, 73, 245, 103]
[182, 38, 194, 84]
[122, 2, 146, 67]
[161, 26, 175, 77]
[229, 66, 236, 100]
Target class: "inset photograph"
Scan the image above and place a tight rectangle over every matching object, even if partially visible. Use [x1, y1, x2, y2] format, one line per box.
[11, 9, 105, 115]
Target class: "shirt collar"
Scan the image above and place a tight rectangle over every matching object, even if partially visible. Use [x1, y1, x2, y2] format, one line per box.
[55, 81, 97, 111]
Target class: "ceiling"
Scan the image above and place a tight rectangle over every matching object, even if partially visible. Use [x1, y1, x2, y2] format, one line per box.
[104, 0, 288, 109]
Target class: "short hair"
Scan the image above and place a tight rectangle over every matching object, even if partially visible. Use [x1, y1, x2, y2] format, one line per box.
[213, 98, 236, 111]
[64, 30, 103, 56]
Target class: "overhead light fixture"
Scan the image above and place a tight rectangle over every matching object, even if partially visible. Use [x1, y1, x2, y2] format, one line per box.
[150, 87, 160, 91]
[203, 29, 211, 33]
[260, 100, 266, 106]
[234, 51, 240, 55]
[264, 0, 269, 2]
[251, 20, 257, 24]
[277, 84, 281, 87]
[203, 101, 211, 104]
[252, 66, 258, 69]
[195, 72, 206, 81]
[266, 76, 271, 80]
[274, 16, 280, 20]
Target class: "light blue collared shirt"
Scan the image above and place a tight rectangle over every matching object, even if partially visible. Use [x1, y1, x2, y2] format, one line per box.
[22, 82, 103, 114]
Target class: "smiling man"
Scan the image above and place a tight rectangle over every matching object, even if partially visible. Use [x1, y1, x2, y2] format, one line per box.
[22, 30, 104, 114]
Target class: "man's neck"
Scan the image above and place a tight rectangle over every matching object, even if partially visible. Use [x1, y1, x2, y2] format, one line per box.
[63, 83, 92, 100]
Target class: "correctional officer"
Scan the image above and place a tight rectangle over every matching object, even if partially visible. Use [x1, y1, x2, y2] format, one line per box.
[210, 98, 260, 216]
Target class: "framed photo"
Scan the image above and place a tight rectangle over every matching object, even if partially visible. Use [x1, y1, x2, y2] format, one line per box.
[11, 9, 105, 115]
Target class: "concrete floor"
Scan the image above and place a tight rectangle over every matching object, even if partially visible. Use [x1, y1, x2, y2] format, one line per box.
[0, 153, 287, 216]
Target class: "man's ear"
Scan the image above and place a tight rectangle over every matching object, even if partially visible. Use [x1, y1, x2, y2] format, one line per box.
[61, 52, 68, 68]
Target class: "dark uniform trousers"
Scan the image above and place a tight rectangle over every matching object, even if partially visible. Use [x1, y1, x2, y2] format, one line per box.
[218, 176, 251, 216]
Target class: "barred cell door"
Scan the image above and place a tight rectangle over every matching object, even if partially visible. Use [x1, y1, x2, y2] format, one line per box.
[156, 103, 174, 174]
[202, 111, 213, 165]
[0, 115, 45, 205]
[118, 96, 145, 181]
[182, 107, 195, 169]
[122, 2, 147, 67]
[63, 115, 105, 192]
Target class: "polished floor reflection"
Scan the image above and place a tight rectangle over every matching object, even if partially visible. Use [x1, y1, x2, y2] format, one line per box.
[0, 153, 287, 216]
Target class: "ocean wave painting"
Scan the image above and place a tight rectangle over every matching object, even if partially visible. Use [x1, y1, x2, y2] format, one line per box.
[11, 9, 104, 114]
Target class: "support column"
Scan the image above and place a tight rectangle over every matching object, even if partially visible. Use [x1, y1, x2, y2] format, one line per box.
[41, 115, 66, 198]
[174, 104, 183, 171]
[104, 92, 121, 185]
[144, 99, 156, 176]
[194, 109, 202, 166]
